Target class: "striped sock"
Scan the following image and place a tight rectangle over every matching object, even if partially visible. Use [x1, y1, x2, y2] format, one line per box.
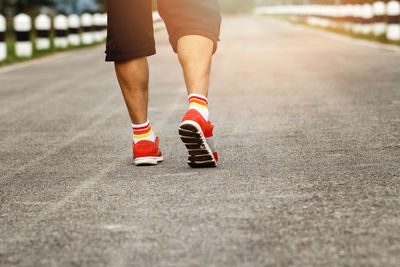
[132, 120, 156, 144]
[188, 93, 209, 121]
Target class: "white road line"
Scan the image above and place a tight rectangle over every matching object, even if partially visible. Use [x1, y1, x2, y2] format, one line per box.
[2, 159, 120, 245]
[48, 160, 118, 215]
[0, 94, 122, 183]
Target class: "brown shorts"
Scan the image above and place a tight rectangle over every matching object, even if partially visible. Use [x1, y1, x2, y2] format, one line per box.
[105, 0, 222, 62]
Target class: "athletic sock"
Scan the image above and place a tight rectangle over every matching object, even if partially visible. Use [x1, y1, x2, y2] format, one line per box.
[188, 93, 209, 121]
[132, 120, 156, 144]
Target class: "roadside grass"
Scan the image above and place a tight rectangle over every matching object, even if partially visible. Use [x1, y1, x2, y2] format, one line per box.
[325, 26, 400, 46]
[1, 29, 105, 67]
[264, 15, 400, 47]
[300, 21, 400, 47]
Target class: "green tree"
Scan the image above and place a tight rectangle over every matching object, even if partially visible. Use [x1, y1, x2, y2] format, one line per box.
[1, 0, 55, 16]
[96, 0, 106, 12]
[56, 0, 78, 14]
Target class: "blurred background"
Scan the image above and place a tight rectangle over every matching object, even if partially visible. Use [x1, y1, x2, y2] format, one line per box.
[0, 0, 397, 66]
[0, 0, 105, 16]
[0, 0, 382, 17]
[0, 0, 259, 16]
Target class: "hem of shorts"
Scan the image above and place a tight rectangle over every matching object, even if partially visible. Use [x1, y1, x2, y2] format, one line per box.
[105, 49, 156, 62]
[171, 29, 219, 54]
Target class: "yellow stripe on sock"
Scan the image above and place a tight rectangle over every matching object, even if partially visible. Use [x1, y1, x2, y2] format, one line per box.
[134, 130, 153, 139]
[190, 103, 208, 110]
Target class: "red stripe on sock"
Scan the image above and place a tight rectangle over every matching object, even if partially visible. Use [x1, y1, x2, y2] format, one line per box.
[189, 96, 208, 105]
[132, 123, 150, 131]
[134, 126, 152, 135]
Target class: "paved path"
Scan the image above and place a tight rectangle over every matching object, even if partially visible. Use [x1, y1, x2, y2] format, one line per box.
[0, 16, 399, 266]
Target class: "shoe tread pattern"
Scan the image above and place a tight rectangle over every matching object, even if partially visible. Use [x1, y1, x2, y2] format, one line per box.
[179, 124, 216, 168]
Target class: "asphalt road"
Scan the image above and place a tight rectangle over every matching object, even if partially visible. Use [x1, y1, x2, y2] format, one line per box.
[0, 16, 399, 266]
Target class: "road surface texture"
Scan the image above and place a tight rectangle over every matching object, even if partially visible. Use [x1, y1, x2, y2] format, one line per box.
[1, 16, 399, 266]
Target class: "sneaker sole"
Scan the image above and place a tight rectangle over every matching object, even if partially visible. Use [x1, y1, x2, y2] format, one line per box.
[134, 156, 163, 166]
[179, 120, 217, 168]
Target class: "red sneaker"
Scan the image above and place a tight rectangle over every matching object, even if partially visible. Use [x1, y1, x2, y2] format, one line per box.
[133, 137, 163, 166]
[179, 109, 218, 167]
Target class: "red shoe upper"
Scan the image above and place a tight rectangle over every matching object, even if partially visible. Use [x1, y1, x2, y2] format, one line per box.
[133, 137, 162, 158]
[182, 109, 214, 138]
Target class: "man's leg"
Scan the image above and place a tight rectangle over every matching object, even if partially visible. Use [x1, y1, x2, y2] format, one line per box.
[158, 0, 221, 167]
[177, 35, 218, 167]
[158, 0, 221, 98]
[114, 57, 149, 124]
[106, 0, 162, 166]
[177, 35, 214, 97]
[115, 57, 162, 166]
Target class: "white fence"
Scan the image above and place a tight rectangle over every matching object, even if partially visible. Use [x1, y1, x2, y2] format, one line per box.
[255, 1, 400, 42]
[0, 15, 6, 61]
[0, 11, 164, 62]
[0, 12, 107, 61]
